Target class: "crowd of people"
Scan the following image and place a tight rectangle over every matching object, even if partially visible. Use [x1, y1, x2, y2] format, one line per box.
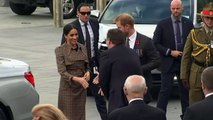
[32, 0, 213, 120]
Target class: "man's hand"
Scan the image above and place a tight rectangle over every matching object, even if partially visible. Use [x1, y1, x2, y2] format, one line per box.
[182, 79, 189, 89]
[171, 50, 183, 58]
[98, 88, 104, 96]
[93, 73, 99, 84]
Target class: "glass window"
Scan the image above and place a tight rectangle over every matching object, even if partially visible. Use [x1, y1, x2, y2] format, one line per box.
[100, 0, 192, 24]
[197, 0, 213, 13]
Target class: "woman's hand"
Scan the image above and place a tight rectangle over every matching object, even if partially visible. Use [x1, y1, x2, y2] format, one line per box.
[72, 76, 89, 89]
[84, 71, 90, 81]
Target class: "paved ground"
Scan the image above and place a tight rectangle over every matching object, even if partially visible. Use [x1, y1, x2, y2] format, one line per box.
[0, 7, 182, 120]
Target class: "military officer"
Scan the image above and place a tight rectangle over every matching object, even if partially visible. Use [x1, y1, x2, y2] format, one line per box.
[181, 2, 213, 105]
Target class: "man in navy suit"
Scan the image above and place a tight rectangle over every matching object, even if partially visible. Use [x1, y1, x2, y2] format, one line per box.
[115, 13, 161, 104]
[61, 3, 107, 120]
[108, 75, 166, 120]
[183, 67, 213, 120]
[153, 0, 194, 118]
[99, 28, 142, 113]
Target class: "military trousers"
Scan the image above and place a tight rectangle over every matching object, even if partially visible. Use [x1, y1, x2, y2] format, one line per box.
[189, 63, 205, 105]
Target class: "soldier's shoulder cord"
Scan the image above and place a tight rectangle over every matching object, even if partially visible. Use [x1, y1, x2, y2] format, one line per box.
[190, 29, 209, 57]
[191, 29, 211, 66]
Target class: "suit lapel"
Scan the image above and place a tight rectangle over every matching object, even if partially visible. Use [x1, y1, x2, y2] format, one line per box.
[181, 17, 189, 43]
[89, 20, 96, 38]
[133, 32, 141, 49]
[168, 18, 175, 40]
[133, 33, 144, 56]
[76, 20, 85, 44]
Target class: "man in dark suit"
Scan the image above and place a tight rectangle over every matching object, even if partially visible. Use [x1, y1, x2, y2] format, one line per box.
[108, 75, 166, 120]
[61, 3, 107, 120]
[183, 67, 213, 120]
[99, 28, 142, 113]
[115, 13, 161, 103]
[153, 0, 194, 118]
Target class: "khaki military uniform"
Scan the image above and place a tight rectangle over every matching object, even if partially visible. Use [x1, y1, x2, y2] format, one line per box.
[181, 27, 213, 105]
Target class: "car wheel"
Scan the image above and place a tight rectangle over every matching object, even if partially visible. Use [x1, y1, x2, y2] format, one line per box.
[9, 2, 37, 15]
[0, 108, 7, 120]
[49, 0, 80, 19]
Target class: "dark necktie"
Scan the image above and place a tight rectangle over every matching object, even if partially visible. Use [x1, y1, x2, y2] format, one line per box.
[175, 20, 182, 50]
[84, 23, 91, 59]
[126, 38, 130, 48]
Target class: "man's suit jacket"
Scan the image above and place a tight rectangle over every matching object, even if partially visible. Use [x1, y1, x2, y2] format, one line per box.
[99, 45, 142, 113]
[61, 18, 100, 66]
[183, 95, 213, 120]
[153, 17, 193, 73]
[108, 100, 166, 120]
[134, 32, 161, 88]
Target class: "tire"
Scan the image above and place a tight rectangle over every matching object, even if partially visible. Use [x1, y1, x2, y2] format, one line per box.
[9, 2, 37, 15]
[49, 0, 80, 19]
[0, 108, 7, 120]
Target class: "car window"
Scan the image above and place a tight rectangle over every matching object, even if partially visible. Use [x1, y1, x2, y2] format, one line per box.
[100, 0, 192, 24]
[197, 0, 213, 13]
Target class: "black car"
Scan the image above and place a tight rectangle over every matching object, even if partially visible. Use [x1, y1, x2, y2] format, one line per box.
[8, 0, 94, 19]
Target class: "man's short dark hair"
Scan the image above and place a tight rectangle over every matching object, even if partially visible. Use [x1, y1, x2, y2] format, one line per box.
[201, 66, 213, 90]
[77, 3, 90, 12]
[107, 28, 125, 45]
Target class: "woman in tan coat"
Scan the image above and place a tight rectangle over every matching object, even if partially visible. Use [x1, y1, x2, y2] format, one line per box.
[55, 24, 90, 120]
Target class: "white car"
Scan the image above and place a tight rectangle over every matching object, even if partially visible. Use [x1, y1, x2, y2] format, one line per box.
[96, 0, 203, 97]
[98, 0, 200, 44]
[0, 57, 39, 120]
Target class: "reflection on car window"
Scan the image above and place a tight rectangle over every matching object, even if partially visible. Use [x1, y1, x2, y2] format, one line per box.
[197, 0, 213, 13]
[100, 0, 191, 24]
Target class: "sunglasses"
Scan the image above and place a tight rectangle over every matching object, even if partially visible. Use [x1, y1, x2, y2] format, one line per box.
[79, 11, 91, 15]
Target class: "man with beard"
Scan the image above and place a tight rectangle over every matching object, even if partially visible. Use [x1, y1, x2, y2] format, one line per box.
[153, 0, 194, 119]
[115, 13, 161, 104]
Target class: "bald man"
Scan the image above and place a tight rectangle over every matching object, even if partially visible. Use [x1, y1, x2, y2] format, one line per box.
[153, 0, 194, 118]
[108, 75, 166, 120]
